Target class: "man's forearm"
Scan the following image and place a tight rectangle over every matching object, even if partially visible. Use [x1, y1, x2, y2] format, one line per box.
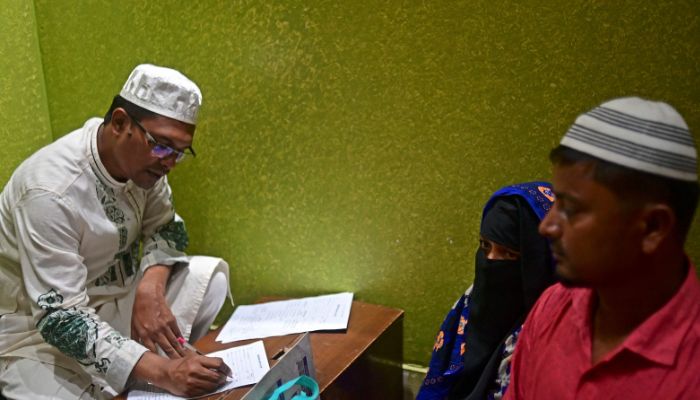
[139, 264, 171, 295]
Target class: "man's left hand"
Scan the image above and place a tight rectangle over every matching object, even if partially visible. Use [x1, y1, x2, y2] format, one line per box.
[132, 265, 186, 358]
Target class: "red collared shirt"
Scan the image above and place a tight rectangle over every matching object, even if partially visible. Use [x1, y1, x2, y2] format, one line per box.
[504, 265, 700, 400]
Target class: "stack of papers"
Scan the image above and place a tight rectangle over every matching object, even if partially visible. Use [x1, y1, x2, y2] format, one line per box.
[216, 292, 354, 343]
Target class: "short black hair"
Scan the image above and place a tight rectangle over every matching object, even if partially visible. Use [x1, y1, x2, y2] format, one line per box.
[550, 145, 699, 239]
[103, 95, 158, 124]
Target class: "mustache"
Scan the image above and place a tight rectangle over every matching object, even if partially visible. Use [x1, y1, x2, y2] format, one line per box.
[549, 241, 565, 257]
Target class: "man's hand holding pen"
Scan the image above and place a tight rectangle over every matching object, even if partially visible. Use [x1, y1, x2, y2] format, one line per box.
[178, 336, 234, 383]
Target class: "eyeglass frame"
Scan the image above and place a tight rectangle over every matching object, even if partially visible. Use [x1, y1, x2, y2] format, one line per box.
[127, 113, 196, 163]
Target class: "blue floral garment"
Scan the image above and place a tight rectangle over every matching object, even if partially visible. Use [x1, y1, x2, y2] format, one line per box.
[417, 182, 554, 400]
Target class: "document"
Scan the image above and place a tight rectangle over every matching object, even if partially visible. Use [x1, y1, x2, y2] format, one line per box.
[216, 292, 353, 343]
[127, 340, 270, 400]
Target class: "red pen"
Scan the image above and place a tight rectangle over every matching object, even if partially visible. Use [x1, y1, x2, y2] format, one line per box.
[177, 336, 204, 355]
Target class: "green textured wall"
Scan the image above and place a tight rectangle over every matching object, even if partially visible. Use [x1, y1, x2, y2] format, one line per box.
[0, 0, 52, 185]
[26, 0, 700, 365]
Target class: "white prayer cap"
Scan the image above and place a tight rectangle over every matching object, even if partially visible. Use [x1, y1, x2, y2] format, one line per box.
[560, 97, 697, 182]
[120, 64, 202, 125]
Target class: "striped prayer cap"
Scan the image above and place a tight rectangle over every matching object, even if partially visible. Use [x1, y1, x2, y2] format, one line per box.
[560, 97, 697, 182]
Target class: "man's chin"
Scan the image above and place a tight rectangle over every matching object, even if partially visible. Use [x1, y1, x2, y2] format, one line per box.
[132, 172, 164, 189]
[556, 275, 587, 288]
[555, 264, 589, 288]
[132, 177, 158, 189]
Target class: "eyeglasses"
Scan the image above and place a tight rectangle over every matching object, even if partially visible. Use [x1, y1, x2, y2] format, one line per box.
[128, 114, 196, 163]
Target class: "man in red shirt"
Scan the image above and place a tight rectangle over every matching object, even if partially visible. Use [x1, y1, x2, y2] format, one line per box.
[505, 97, 700, 399]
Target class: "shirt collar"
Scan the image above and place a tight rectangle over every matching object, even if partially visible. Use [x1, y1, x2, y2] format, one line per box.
[571, 261, 700, 367]
[570, 286, 594, 356]
[86, 118, 127, 190]
[623, 263, 700, 366]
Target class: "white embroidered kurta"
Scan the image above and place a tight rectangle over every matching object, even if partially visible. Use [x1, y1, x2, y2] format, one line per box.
[0, 118, 192, 392]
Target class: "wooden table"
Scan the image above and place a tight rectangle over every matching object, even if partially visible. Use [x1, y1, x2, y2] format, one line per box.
[121, 299, 404, 399]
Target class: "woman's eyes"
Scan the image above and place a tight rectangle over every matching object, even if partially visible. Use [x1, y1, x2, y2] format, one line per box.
[479, 240, 491, 251]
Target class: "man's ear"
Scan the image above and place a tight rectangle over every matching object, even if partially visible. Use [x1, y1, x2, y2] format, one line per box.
[110, 108, 131, 136]
[639, 203, 676, 254]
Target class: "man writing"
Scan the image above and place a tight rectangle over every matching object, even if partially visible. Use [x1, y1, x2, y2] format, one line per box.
[0, 64, 231, 398]
[505, 97, 700, 399]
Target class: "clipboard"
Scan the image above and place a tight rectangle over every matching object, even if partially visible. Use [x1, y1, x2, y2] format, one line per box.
[241, 333, 318, 400]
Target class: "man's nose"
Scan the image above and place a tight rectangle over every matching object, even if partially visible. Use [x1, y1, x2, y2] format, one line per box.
[160, 155, 177, 170]
[539, 208, 559, 238]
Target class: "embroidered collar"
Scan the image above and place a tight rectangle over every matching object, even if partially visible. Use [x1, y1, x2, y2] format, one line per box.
[86, 118, 127, 190]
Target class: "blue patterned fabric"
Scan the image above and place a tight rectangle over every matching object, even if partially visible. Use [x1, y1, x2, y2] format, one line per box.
[482, 181, 553, 222]
[416, 182, 554, 400]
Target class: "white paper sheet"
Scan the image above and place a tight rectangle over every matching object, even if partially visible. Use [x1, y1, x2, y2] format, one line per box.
[127, 340, 270, 400]
[216, 292, 353, 343]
